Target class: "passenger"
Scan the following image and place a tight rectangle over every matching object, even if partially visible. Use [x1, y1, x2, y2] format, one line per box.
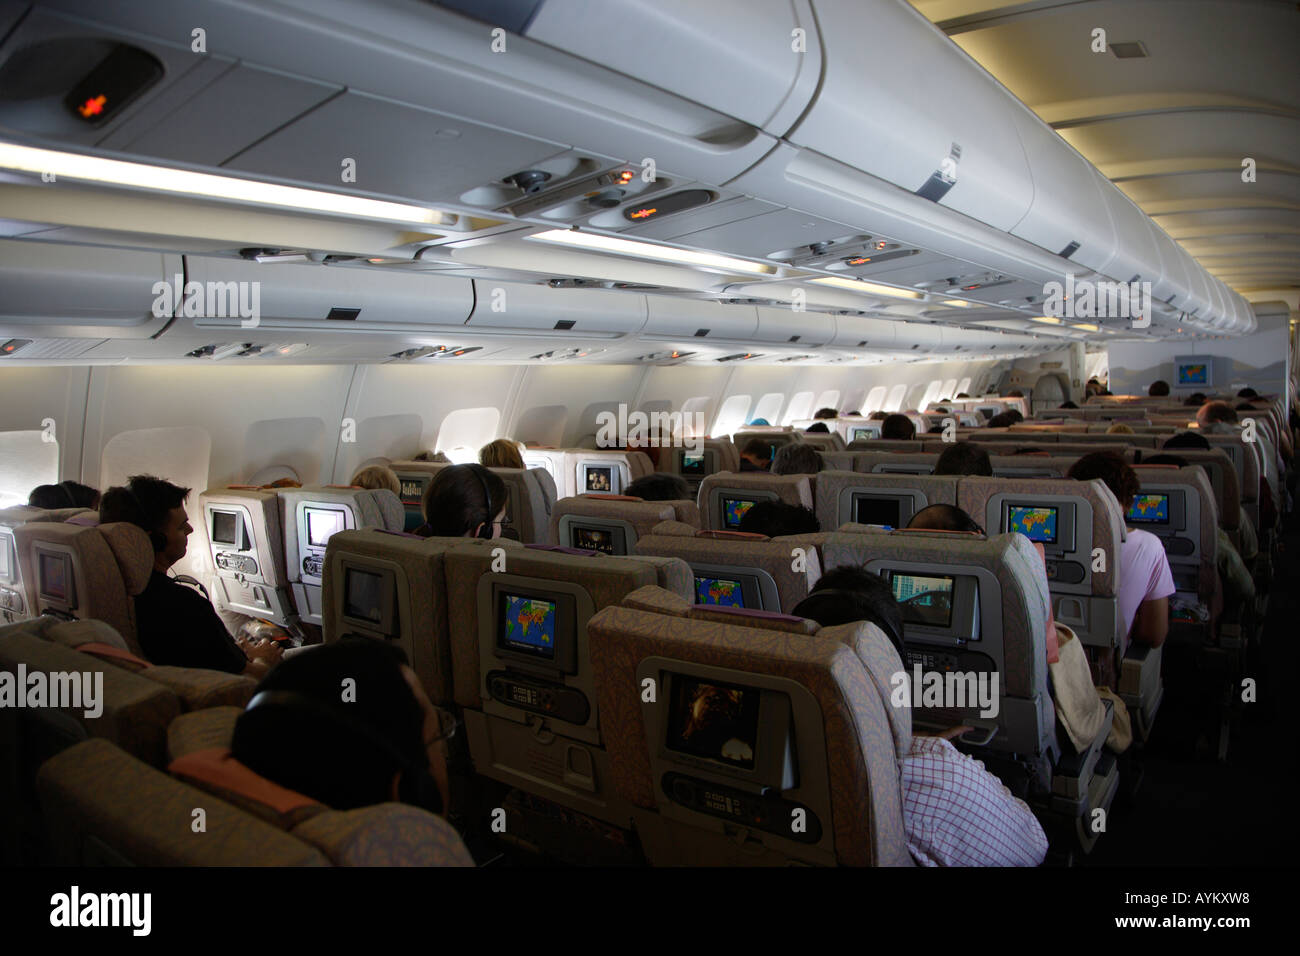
[1237, 387, 1259, 400]
[748, 418, 771, 426]
[881, 414, 916, 440]
[28, 480, 100, 510]
[624, 472, 691, 501]
[985, 411, 1019, 429]
[349, 464, 401, 494]
[1066, 453, 1174, 648]
[738, 438, 773, 472]
[1106, 422, 1135, 435]
[736, 501, 819, 537]
[844, 409, 861, 416]
[805, 421, 831, 433]
[260, 477, 301, 489]
[412, 464, 507, 539]
[1183, 392, 1207, 407]
[1196, 401, 1238, 433]
[790, 567, 1048, 867]
[813, 407, 838, 420]
[411, 450, 450, 463]
[1007, 389, 1024, 398]
[99, 475, 281, 677]
[1164, 431, 1258, 559]
[1148, 380, 1171, 397]
[906, 503, 984, 535]
[232, 638, 450, 816]
[478, 438, 526, 470]
[1059, 400, 1080, 409]
[955, 393, 971, 399]
[934, 442, 993, 477]
[868, 411, 889, 421]
[772, 443, 824, 476]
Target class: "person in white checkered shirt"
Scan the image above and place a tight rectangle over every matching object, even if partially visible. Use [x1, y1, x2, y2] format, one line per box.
[793, 565, 1048, 867]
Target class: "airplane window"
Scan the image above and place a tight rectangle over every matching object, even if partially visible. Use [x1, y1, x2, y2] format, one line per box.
[435, 407, 501, 460]
[814, 390, 840, 414]
[885, 384, 908, 413]
[942, 379, 958, 401]
[957, 377, 972, 397]
[681, 397, 711, 437]
[712, 395, 752, 436]
[783, 391, 814, 424]
[864, 386, 889, 414]
[920, 380, 943, 410]
[753, 393, 784, 426]
[0, 429, 58, 507]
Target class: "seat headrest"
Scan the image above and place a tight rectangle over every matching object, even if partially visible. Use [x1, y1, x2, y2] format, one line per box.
[99, 522, 155, 595]
[367, 489, 406, 530]
[168, 747, 326, 830]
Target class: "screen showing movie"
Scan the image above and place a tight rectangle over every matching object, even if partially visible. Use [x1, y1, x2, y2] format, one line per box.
[585, 466, 614, 493]
[39, 552, 68, 602]
[499, 593, 557, 661]
[1177, 363, 1209, 386]
[890, 572, 955, 628]
[665, 674, 760, 770]
[211, 510, 238, 546]
[1128, 493, 1170, 524]
[850, 427, 875, 441]
[695, 576, 745, 608]
[1007, 505, 1058, 544]
[721, 497, 757, 530]
[398, 477, 427, 507]
[854, 496, 901, 528]
[306, 508, 345, 547]
[343, 568, 384, 624]
[571, 525, 616, 554]
[681, 453, 706, 477]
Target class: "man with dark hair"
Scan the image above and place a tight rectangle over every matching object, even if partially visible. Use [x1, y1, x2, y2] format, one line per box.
[813, 407, 838, 420]
[1058, 400, 1079, 410]
[771, 443, 824, 476]
[934, 441, 993, 477]
[625, 472, 691, 502]
[736, 501, 819, 537]
[738, 437, 773, 472]
[880, 414, 916, 440]
[1237, 387, 1259, 399]
[868, 411, 889, 421]
[906, 503, 984, 534]
[805, 421, 831, 433]
[985, 411, 1019, 429]
[1196, 401, 1238, 432]
[232, 638, 451, 815]
[1163, 431, 1210, 450]
[1007, 389, 1024, 398]
[100, 475, 280, 676]
[791, 566, 1047, 867]
[1148, 380, 1170, 397]
[1183, 392, 1207, 407]
[28, 480, 100, 510]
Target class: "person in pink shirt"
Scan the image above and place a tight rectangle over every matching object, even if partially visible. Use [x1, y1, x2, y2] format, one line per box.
[1067, 453, 1176, 648]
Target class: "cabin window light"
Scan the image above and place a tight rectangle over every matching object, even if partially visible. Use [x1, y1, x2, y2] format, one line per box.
[1030, 316, 1062, 325]
[1072, 323, 1099, 332]
[0, 142, 452, 225]
[810, 276, 924, 300]
[527, 229, 774, 275]
[943, 299, 973, 308]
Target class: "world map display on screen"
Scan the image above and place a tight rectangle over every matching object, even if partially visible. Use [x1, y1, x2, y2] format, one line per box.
[1008, 505, 1057, 542]
[1129, 493, 1169, 522]
[503, 595, 556, 649]
[695, 577, 743, 607]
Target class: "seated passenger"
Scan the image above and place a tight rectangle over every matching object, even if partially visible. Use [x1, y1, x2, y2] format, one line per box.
[28, 480, 100, 510]
[1148, 380, 1171, 397]
[805, 421, 831, 433]
[985, 411, 1019, 429]
[479, 437, 526, 470]
[1059, 400, 1080, 409]
[1006, 389, 1025, 398]
[1106, 422, 1135, 435]
[844, 409, 861, 416]
[736, 501, 819, 537]
[791, 567, 1047, 867]
[771, 443, 824, 476]
[350, 464, 401, 494]
[868, 411, 889, 422]
[1237, 387, 1259, 400]
[624, 472, 691, 502]
[412, 464, 507, 539]
[260, 477, 301, 489]
[934, 442, 992, 477]
[813, 407, 839, 420]
[1183, 392, 1207, 407]
[880, 414, 916, 440]
[906, 503, 984, 534]
[411, 450, 450, 463]
[1066, 453, 1174, 648]
[1163, 431, 1258, 559]
[1196, 401, 1238, 433]
[99, 476, 281, 677]
[747, 418, 771, 426]
[738, 437, 773, 473]
[232, 638, 450, 815]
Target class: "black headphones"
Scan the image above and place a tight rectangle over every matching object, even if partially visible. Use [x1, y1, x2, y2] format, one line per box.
[243, 689, 443, 815]
[466, 465, 497, 540]
[120, 483, 168, 552]
[804, 587, 906, 657]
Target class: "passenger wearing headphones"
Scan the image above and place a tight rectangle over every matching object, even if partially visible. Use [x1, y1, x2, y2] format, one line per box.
[792, 566, 1048, 867]
[232, 638, 451, 816]
[28, 479, 100, 510]
[99, 475, 281, 677]
[412, 463, 508, 540]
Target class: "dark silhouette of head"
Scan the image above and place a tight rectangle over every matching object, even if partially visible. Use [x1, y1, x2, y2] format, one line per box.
[1148, 380, 1170, 397]
[934, 441, 993, 477]
[736, 501, 820, 537]
[625, 472, 691, 501]
[1163, 431, 1210, 451]
[29, 480, 100, 511]
[1067, 451, 1140, 511]
[906, 503, 984, 534]
[771, 443, 825, 476]
[881, 414, 916, 440]
[805, 421, 831, 433]
[420, 463, 507, 538]
[791, 565, 904, 660]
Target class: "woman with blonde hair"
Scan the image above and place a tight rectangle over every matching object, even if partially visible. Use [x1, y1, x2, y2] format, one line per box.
[1105, 422, 1135, 435]
[350, 464, 401, 494]
[479, 438, 526, 470]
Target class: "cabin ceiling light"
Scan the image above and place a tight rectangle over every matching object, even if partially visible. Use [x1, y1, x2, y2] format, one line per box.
[810, 276, 923, 300]
[0, 142, 452, 226]
[1030, 316, 1062, 325]
[1072, 323, 1100, 332]
[942, 299, 974, 308]
[527, 229, 774, 275]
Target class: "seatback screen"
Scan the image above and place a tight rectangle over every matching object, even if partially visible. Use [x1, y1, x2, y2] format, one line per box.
[854, 496, 901, 528]
[1007, 505, 1058, 544]
[721, 497, 757, 529]
[585, 466, 613, 492]
[665, 675, 759, 770]
[1177, 363, 1208, 386]
[39, 552, 68, 602]
[499, 593, 557, 660]
[680, 453, 706, 477]
[211, 510, 238, 545]
[571, 525, 615, 554]
[398, 476, 427, 507]
[305, 508, 345, 547]
[0, 536, 10, 581]
[890, 573, 955, 628]
[343, 568, 384, 624]
[694, 576, 745, 608]
[1128, 493, 1170, 524]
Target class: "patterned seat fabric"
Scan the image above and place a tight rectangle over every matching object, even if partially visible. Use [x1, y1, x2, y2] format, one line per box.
[587, 592, 912, 866]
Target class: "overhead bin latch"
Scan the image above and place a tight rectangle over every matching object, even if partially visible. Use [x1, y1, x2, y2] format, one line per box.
[916, 142, 961, 203]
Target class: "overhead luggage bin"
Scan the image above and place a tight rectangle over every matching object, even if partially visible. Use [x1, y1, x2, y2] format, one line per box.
[466, 280, 648, 336]
[827, 314, 899, 352]
[1095, 181, 1163, 293]
[1146, 219, 1191, 313]
[786, 0, 1034, 233]
[0, 239, 177, 339]
[752, 305, 835, 348]
[642, 297, 757, 343]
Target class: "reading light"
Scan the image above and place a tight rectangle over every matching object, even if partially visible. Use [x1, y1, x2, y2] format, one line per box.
[0, 142, 452, 226]
[527, 229, 774, 275]
[810, 276, 924, 300]
[1030, 316, 1062, 325]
